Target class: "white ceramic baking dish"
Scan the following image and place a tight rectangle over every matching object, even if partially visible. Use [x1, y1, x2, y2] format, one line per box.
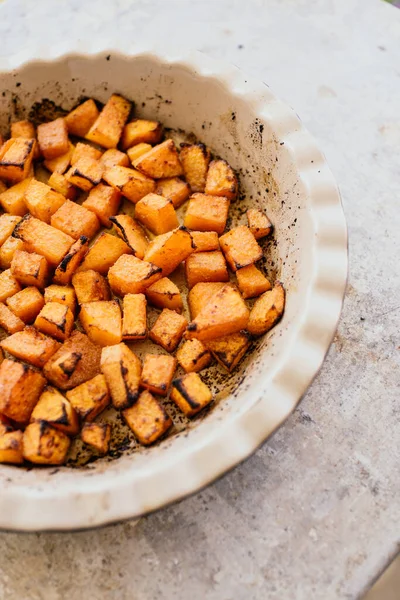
[0, 46, 347, 531]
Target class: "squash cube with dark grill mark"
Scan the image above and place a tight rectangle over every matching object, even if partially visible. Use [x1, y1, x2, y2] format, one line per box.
[77, 232, 131, 274]
[0, 359, 46, 423]
[81, 422, 111, 454]
[206, 331, 251, 372]
[34, 302, 75, 341]
[219, 226, 262, 271]
[103, 165, 155, 204]
[12, 214, 75, 266]
[180, 143, 210, 193]
[53, 236, 89, 285]
[31, 386, 79, 435]
[108, 254, 162, 296]
[0, 137, 35, 182]
[140, 353, 176, 396]
[145, 277, 183, 313]
[101, 343, 142, 410]
[66, 156, 104, 192]
[205, 159, 238, 200]
[11, 249, 50, 289]
[82, 183, 121, 227]
[0, 430, 24, 464]
[246, 281, 285, 336]
[170, 373, 213, 417]
[246, 208, 273, 239]
[110, 214, 148, 259]
[22, 422, 70, 465]
[149, 309, 188, 353]
[44, 285, 76, 314]
[123, 390, 172, 445]
[80, 300, 122, 347]
[66, 373, 110, 421]
[176, 339, 212, 373]
[143, 227, 194, 277]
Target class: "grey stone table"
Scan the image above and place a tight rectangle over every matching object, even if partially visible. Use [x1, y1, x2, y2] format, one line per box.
[0, 0, 399, 598]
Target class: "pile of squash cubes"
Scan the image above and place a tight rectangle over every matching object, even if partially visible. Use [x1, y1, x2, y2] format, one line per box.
[0, 93, 285, 466]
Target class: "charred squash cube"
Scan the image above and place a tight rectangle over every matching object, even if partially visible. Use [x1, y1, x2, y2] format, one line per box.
[43, 142, 74, 174]
[206, 331, 251, 372]
[44, 284, 76, 313]
[101, 343, 142, 410]
[0, 178, 31, 215]
[77, 232, 131, 274]
[184, 193, 230, 235]
[0, 214, 22, 246]
[0, 327, 60, 368]
[0, 138, 35, 182]
[145, 277, 183, 313]
[123, 390, 172, 445]
[122, 293, 147, 340]
[0, 303, 24, 333]
[43, 330, 101, 390]
[185, 251, 229, 289]
[108, 254, 162, 296]
[66, 373, 110, 421]
[121, 119, 163, 150]
[135, 193, 178, 235]
[24, 179, 66, 223]
[103, 165, 155, 204]
[205, 159, 238, 200]
[22, 422, 70, 465]
[51, 199, 100, 240]
[143, 227, 194, 277]
[140, 353, 176, 396]
[0, 269, 22, 302]
[246, 281, 285, 336]
[85, 94, 131, 149]
[11, 249, 50, 289]
[219, 226, 263, 271]
[6, 286, 45, 323]
[71, 142, 102, 165]
[65, 98, 100, 138]
[11, 120, 39, 160]
[48, 172, 77, 200]
[100, 148, 130, 169]
[31, 386, 79, 435]
[82, 183, 121, 227]
[134, 139, 183, 179]
[127, 143, 152, 164]
[191, 231, 220, 253]
[80, 300, 122, 347]
[53, 236, 89, 285]
[0, 430, 23, 464]
[155, 176, 191, 208]
[34, 301, 75, 341]
[81, 422, 111, 454]
[0, 359, 46, 423]
[110, 214, 148, 259]
[179, 143, 210, 192]
[247, 208, 273, 239]
[0, 236, 25, 269]
[12, 214, 75, 266]
[236, 264, 271, 299]
[66, 156, 104, 192]
[170, 373, 213, 417]
[188, 282, 226, 319]
[37, 118, 69, 160]
[176, 339, 212, 373]
[186, 284, 249, 342]
[149, 308, 188, 353]
[72, 269, 110, 304]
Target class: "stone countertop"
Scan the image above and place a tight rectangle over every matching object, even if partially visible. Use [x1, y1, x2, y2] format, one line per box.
[0, 0, 399, 598]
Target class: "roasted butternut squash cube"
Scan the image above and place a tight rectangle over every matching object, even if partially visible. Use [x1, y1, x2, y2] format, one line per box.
[101, 343, 142, 410]
[6, 287, 45, 323]
[155, 176, 191, 208]
[103, 165, 155, 204]
[31, 386, 79, 435]
[0, 303, 24, 333]
[71, 142, 102, 165]
[11, 249, 49, 289]
[82, 183, 121, 227]
[34, 302, 74, 341]
[43, 142, 74, 174]
[205, 159, 238, 200]
[140, 353, 176, 396]
[37, 118, 69, 159]
[145, 277, 183, 313]
[72, 269, 110, 304]
[176, 339, 212, 374]
[86, 94, 131, 149]
[43, 330, 101, 390]
[236, 264, 271, 299]
[247, 281, 285, 336]
[0, 138, 35, 182]
[191, 231, 220, 253]
[66, 373, 110, 421]
[186, 284, 249, 342]
[44, 284, 76, 313]
[11, 120, 39, 159]
[0, 235, 25, 269]
[108, 254, 162, 296]
[0, 214, 22, 246]
[48, 171, 77, 200]
[170, 373, 213, 417]
[51, 199, 100, 240]
[135, 193, 179, 235]
[246, 208, 273, 239]
[66, 156, 104, 192]
[206, 331, 251, 372]
[188, 282, 227, 319]
[149, 308, 188, 353]
[81, 422, 111, 454]
[24, 179, 66, 223]
[53, 235, 89, 284]
[12, 214, 75, 266]
[77, 232, 131, 274]
[180, 143, 211, 192]
[0, 327, 60, 368]
[143, 227, 194, 277]
[123, 390, 172, 445]
[219, 226, 263, 271]
[184, 194, 230, 235]
[127, 143, 152, 164]
[121, 119, 163, 150]
[80, 300, 122, 347]
[100, 148, 130, 169]
[65, 99, 100, 138]
[0, 178, 31, 215]
[110, 214, 148, 259]
[134, 139, 183, 179]
[0, 269, 21, 302]
[0, 430, 23, 464]
[22, 422, 70, 465]
[122, 293, 147, 340]
[0, 359, 46, 423]
[185, 251, 229, 289]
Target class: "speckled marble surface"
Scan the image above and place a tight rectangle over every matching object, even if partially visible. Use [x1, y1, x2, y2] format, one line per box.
[0, 0, 399, 598]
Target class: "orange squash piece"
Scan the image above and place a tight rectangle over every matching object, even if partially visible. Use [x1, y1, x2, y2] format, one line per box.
[140, 353, 176, 396]
[179, 143, 210, 192]
[127, 143, 152, 164]
[176, 339, 212, 373]
[77, 232, 131, 274]
[155, 176, 191, 208]
[12, 214, 75, 266]
[11, 249, 50, 289]
[43, 142, 74, 174]
[187, 282, 226, 319]
[134, 139, 183, 179]
[0, 430, 24, 464]
[81, 422, 111, 454]
[31, 386, 79, 436]
[37, 118, 69, 160]
[0, 138, 35, 182]
[72, 269, 110, 304]
[24, 179, 66, 223]
[48, 171, 77, 200]
[0, 236, 25, 269]
[145, 277, 183, 313]
[66, 374, 110, 421]
[219, 226, 263, 271]
[110, 214, 148, 259]
[123, 390, 172, 445]
[184, 193, 230, 235]
[206, 331, 251, 372]
[170, 373, 213, 417]
[0, 178, 31, 215]
[205, 159, 238, 200]
[53, 235, 89, 285]
[185, 251, 229, 289]
[65, 156, 104, 192]
[80, 300, 122, 347]
[22, 422, 70, 465]
[44, 284, 76, 313]
[0, 303, 25, 333]
[149, 308, 188, 352]
[34, 301, 75, 341]
[246, 281, 285, 336]
[0, 326, 60, 368]
[82, 183, 121, 227]
[103, 165, 155, 204]
[108, 254, 162, 296]
[246, 208, 273, 239]
[85, 94, 131, 148]
[143, 227, 194, 277]
[236, 264, 271, 299]
[121, 119, 163, 150]
[0, 214, 22, 246]
[65, 99, 100, 138]
[0, 359, 46, 423]
[101, 343, 142, 410]
[191, 231, 219, 253]
[122, 293, 147, 340]
[100, 148, 130, 169]
[6, 287, 45, 323]
[135, 193, 178, 235]
[51, 199, 100, 240]
[0, 269, 22, 302]
[71, 142, 102, 165]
